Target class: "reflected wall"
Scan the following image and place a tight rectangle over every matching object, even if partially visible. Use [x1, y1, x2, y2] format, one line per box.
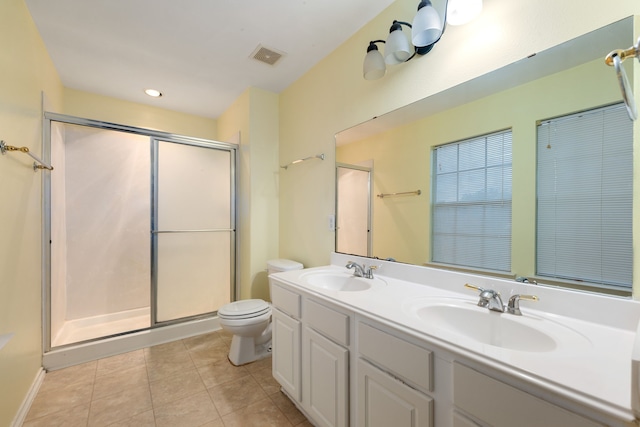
[336, 57, 624, 276]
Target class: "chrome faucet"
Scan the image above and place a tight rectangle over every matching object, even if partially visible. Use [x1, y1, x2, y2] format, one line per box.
[478, 288, 505, 312]
[506, 294, 539, 315]
[465, 284, 538, 315]
[346, 261, 376, 279]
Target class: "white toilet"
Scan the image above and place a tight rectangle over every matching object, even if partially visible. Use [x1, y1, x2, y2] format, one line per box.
[218, 259, 303, 366]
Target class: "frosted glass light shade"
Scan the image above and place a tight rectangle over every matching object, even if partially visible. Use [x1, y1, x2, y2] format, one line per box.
[411, 1, 443, 47]
[385, 28, 412, 65]
[447, 0, 482, 25]
[363, 48, 386, 80]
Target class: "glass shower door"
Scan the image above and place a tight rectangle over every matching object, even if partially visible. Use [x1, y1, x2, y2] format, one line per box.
[153, 140, 235, 323]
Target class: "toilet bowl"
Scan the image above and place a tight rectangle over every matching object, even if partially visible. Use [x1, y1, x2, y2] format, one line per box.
[219, 259, 303, 366]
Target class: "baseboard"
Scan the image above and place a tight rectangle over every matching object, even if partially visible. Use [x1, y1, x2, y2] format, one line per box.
[11, 367, 46, 427]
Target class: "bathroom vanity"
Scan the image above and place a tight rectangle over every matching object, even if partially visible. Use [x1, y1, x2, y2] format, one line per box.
[269, 253, 640, 427]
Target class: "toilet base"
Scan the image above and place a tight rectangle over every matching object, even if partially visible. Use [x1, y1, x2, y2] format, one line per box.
[228, 335, 272, 366]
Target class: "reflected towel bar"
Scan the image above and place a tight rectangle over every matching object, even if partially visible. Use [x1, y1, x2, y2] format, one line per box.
[0, 140, 54, 171]
[280, 153, 324, 170]
[377, 190, 422, 198]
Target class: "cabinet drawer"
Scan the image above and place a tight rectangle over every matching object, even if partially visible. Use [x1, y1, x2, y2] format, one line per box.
[306, 299, 350, 346]
[270, 281, 301, 318]
[453, 362, 604, 427]
[358, 322, 432, 393]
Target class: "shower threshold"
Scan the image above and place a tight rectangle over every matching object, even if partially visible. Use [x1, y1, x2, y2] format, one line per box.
[44, 315, 221, 371]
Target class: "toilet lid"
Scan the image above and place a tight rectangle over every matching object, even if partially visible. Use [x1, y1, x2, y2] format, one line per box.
[219, 299, 270, 318]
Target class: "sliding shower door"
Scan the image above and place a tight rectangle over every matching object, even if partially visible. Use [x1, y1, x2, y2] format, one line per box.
[45, 113, 237, 350]
[153, 140, 235, 323]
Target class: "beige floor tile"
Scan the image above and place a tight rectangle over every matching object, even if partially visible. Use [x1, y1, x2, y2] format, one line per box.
[221, 397, 293, 427]
[189, 343, 231, 367]
[218, 328, 233, 343]
[96, 349, 145, 377]
[87, 384, 152, 427]
[145, 350, 195, 382]
[144, 339, 187, 360]
[25, 332, 307, 427]
[150, 367, 206, 406]
[92, 364, 149, 400]
[22, 403, 90, 427]
[39, 360, 97, 393]
[295, 421, 315, 427]
[251, 366, 281, 395]
[107, 409, 155, 427]
[183, 331, 228, 352]
[154, 390, 220, 427]
[199, 419, 226, 427]
[26, 378, 94, 420]
[269, 391, 307, 426]
[197, 359, 249, 388]
[208, 375, 268, 415]
[244, 355, 272, 373]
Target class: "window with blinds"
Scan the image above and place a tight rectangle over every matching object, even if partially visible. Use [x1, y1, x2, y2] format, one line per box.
[536, 103, 632, 289]
[432, 130, 512, 271]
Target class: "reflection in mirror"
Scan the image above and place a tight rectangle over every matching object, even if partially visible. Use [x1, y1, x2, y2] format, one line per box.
[335, 16, 635, 295]
[336, 164, 372, 257]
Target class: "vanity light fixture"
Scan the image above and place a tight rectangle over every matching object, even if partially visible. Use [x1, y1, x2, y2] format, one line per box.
[144, 88, 163, 98]
[363, 0, 482, 80]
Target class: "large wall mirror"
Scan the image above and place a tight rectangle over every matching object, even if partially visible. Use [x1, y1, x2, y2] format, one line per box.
[335, 16, 636, 295]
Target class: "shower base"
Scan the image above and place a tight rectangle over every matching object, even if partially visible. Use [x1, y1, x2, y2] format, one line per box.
[52, 307, 150, 347]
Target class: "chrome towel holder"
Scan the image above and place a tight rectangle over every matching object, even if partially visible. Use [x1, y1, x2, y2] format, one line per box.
[0, 140, 54, 171]
[280, 153, 324, 170]
[605, 36, 640, 121]
[377, 189, 422, 199]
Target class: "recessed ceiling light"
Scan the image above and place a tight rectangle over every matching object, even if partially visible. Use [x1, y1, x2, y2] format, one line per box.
[144, 89, 163, 98]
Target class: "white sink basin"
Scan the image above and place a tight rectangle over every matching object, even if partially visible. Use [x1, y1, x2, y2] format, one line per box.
[301, 271, 386, 292]
[404, 298, 591, 353]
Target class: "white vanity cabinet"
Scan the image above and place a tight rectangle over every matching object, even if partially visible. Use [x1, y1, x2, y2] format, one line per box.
[270, 278, 353, 427]
[271, 281, 302, 401]
[356, 320, 434, 427]
[302, 298, 351, 427]
[270, 262, 638, 427]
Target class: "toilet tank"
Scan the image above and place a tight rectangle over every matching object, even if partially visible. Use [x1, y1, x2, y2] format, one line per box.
[267, 259, 303, 275]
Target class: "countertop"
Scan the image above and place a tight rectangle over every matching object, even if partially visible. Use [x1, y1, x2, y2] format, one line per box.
[270, 253, 640, 423]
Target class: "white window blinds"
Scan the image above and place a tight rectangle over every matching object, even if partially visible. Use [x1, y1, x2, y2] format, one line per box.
[432, 130, 512, 271]
[536, 103, 632, 288]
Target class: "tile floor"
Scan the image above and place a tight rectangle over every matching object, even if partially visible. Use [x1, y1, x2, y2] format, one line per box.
[24, 330, 312, 427]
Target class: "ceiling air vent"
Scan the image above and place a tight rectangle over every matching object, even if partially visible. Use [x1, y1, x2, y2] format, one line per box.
[250, 45, 285, 66]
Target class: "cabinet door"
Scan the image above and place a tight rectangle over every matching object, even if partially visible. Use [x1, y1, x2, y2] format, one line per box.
[303, 327, 349, 427]
[357, 359, 432, 427]
[272, 308, 301, 401]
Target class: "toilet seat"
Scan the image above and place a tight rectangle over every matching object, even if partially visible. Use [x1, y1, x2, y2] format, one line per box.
[218, 299, 270, 319]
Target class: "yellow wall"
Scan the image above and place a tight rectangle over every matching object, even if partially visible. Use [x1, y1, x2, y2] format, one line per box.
[337, 59, 622, 273]
[64, 88, 217, 140]
[0, 0, 63, 424]
[279, 0, 640, 270]
[218, 87, 280, 300]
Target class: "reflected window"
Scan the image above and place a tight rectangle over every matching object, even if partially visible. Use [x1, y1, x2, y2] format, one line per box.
[432, 130, 513, 271]
[537, 103, 632, 289]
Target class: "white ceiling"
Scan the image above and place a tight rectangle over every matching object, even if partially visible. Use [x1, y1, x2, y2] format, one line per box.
[25, 0, 395, 119]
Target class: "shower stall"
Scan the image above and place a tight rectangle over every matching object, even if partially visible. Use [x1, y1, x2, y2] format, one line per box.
[43, 113, 236, 362]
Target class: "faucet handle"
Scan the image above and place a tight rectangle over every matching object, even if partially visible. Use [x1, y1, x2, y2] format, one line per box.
[464, 283, 484, 293]
[507, 294, 539, 315]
